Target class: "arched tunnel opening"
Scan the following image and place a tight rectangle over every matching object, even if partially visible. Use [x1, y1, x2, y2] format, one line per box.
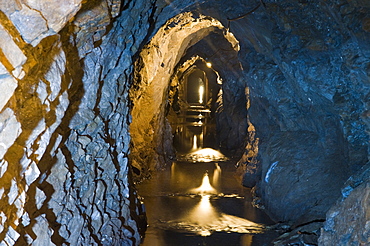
[129, 13, 273, 244]
[170, 60, 220, 153]
[129, 13, 247, 179]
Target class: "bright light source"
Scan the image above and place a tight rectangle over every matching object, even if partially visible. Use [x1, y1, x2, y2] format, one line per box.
[192, 135, 198, 150]
[191, 172, 217, 194]
[199, 85, 204, 104]
[190, 148, 227, 162]
[206, 62, 212, 68]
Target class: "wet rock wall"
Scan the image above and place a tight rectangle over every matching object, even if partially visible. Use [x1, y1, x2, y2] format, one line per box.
[0, 0, 155, 245]
[319, 180, 370, 245]
[227, 0, 370, 226]
[131, 0, 370, 232]
[153, 0, 369, 227]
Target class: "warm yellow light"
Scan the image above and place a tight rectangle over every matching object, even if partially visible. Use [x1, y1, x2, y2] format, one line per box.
[206, 62, 212, 68]
[191, 172, 217, 194]
[190, 148, 227, 162]
[192, 135, 198, 150]
[199, 85, 204, 104]
[212, 163, 221, 186]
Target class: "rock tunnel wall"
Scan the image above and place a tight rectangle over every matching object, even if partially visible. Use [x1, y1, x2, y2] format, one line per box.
[0, 0, 369, 245]
[0, 0, 155, 245]
[232, 0, 370, 226]
[140, 0, 370, 228]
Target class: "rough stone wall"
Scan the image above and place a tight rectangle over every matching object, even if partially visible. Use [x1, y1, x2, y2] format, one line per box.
[0, 0, 154, 245]
[153, 0, 369, 226]
[229, 0, 370, 225]
[319, 181, 370, 245]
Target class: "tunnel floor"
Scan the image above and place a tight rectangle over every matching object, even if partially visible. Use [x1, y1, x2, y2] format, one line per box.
[137, 124, 279, 245]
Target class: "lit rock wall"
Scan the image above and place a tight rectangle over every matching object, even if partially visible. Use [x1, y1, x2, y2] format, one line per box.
[0, 0, 153, 245]
[0, 0, 83, 46]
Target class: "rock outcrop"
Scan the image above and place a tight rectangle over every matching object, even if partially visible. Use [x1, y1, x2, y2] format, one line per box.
[233, 0, 370, 226]
[319, 181, 370, 245]
[0, 1, 152, 245]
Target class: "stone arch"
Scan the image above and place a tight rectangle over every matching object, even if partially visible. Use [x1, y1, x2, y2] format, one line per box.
[129, 12, 240, 178]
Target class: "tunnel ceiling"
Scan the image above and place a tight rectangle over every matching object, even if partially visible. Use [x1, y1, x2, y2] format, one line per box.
[176, 30, 241, 80]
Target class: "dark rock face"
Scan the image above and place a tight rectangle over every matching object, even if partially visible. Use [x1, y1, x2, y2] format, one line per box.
[319, 181, 370, 245]
[232, 0, 370, 225]
[257, 129, 348, 224]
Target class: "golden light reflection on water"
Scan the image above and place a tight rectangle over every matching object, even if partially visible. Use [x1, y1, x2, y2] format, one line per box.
[190, 172, 217, 194]
[179, 148, 229, 163]
[188, 195, 218, 227]
[140, 161, 269, 246]
[241, 234, 253, 246]
[183, 172, 265, 237]
[141, 117, 272, 244]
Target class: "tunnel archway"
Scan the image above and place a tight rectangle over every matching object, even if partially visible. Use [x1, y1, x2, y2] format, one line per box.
[129, 12, 244, 179]
[167, 56, 222, 154]
[185, 68, 207, 105]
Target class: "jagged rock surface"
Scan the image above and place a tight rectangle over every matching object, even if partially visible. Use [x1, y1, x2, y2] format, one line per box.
[0, 1, 153, 245]
[319, 181, 370, 245]
[231, 0, 370, 225]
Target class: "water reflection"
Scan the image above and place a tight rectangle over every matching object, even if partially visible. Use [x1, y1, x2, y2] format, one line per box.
[213, 163, 221, 187]
[179, 148, 229, 163]
[170, 170, 265, 237]
[172, 117, 213, 154]
[188, 195, 218, 236]
[138, 158, 275, 245]
[138, 122, 277, 245]
[190, 172, 217, 194]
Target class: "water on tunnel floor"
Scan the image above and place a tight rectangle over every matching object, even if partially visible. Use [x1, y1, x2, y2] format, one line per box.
[137, 122, 278, 246]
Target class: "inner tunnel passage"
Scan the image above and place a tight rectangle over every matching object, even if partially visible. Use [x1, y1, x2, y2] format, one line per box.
[130, 12, 273, 245]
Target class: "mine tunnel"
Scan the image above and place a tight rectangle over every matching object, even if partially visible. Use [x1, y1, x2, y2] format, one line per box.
[0, 0, 369, 246]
